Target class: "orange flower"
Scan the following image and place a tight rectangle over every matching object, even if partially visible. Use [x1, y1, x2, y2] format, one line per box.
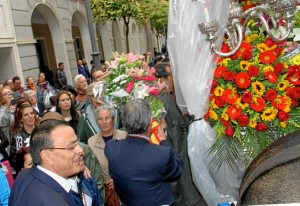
[259, 50, 276, 64]
[235, 72, 251, 89]
[272, 96, 288, 110]
[223, 89, 239, 105]
[214, 66, 227, 78]
[264, 71, 278, 83]
[227, 105, 242, 120]
[250, 97, 266, 112]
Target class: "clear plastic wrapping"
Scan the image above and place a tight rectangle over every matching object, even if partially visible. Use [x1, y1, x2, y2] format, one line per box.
[167, 0, 244, 205]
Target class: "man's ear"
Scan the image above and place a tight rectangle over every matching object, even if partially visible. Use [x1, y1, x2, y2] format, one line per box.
[40, 150, 53, 165]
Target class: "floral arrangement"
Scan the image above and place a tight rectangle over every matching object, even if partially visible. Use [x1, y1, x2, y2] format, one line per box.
[104, 52, 166, 121]
[204, 17, 300, 168]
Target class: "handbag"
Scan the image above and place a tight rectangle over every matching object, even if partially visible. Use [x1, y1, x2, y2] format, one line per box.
[104, 184, 120, 206]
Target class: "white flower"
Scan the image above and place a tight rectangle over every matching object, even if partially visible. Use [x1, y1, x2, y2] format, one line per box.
[112, 74, 129, 83]
[110, 89, 129, 98]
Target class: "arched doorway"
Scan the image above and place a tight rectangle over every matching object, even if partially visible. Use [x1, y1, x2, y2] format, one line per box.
[31, 4, 68, 86]
[72, 11, 94, 70]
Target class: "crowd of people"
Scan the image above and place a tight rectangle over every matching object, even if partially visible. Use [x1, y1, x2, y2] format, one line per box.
[0, 50, 205, 206]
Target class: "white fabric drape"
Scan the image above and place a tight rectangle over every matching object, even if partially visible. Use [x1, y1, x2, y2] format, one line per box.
[168, 0, 244, 205]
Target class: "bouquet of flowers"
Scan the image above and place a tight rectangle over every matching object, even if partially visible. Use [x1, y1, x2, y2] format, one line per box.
[104, 52, 166, 121]
[205, 17, 300, 168]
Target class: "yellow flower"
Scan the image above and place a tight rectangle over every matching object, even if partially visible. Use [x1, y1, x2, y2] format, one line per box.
[214, 86, 224, 96]
[209, 109, 218, 121]
[252, 81, 265, 96]
[283, 96, 292, 113]
[277, 80, 289, 91]
[292, 54, 300, 65]
[262, 65, 274, 72]
[247, 19, 256, 27]
[211, 99, 219, 109]
[236, 97, 249, 110]
[257, 43, 269, 52]
[283, 62, 289, 69]
[219, 58, 231, 67]
[246, 34, 258, 42]
[280, 121, 287, 128]
[240, 61, 250, 71]
[249, 119, 257, 128]
[221, 110, 229, 121]
[261, 107, 277, 121]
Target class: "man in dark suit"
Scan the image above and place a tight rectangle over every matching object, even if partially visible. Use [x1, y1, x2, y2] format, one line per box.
[9, 120, 85, 206]
[105, 99, 183, 206]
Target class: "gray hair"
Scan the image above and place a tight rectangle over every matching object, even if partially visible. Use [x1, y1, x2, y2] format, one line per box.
[96, 105, 116, 119]
[74, 74, 85, 85]
[24, 89, 36, 98]
[29, 120, 69, 165]
[121, 99, 152, 134]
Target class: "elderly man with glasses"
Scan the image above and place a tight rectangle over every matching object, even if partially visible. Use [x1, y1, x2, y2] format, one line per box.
[9, 119, 102, 206]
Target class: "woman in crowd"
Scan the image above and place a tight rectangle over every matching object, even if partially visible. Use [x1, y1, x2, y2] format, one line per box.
[0, 87, 15, 139]
[25, 76, 36, 93]
[10, 99, 39, 169]
[55, 90, 80, 134]
[36, 72, 55, 109]
[88, 105, 127, 206]
[15, 146, 33, 176]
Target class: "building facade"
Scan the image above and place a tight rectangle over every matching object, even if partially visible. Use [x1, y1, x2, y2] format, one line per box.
[0, 0, 158, 86]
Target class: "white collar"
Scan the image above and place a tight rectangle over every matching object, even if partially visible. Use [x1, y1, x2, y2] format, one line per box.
[37, 165, 72, 192]
[68, 176, 79, 193]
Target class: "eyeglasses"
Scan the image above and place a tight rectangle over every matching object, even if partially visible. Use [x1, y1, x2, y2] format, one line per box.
[43, 141, 80, 152]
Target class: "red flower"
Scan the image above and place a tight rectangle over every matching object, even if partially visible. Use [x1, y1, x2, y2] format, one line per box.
[237, 114, 249, 127]
[235, 72, 251, 89]
[232, 41, 252, 60]
[241, 91, 253, 103]
[223, 89, 239, 104]
[125, 81, 134, 93]
[223, 71, 236, 81]
[250, 97, 266, 112]
[241, 50, 252, 60]
[243, 4, 255, 11]
[143, 76, 157, 81]
[210, 80, 217, 93]
[292, 87, 300, 99]
[272, 96, 288, 110]
[264, 37, 276, 47]
[273, 47, 282, 57]
[274, 62, 284, 74]
[221, 44, 230, 53]
[259, 50, 276, 64]
[220, 118, 230, 127]
[215, 96, 226, 107]
[287, 65, 297, 75]
[149, 88, 159, 96]
[227, 105, 242, 120]
[264, 71, 278, 83]
[277, 110, 290, 122]
[255, 122, 269, 131]
[265, 89, 277, 101]
[214, 66, 227, 78]
[285, 87, 294, 98]
[287, 72, 300, 85]
[225, 126, 234, 137]
[248, 65, 259, 77]
[292, 99, 299, 108]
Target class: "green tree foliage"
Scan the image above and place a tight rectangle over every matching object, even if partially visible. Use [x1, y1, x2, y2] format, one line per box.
[150, 0, 168, 36]
[91, 0, 169, 53]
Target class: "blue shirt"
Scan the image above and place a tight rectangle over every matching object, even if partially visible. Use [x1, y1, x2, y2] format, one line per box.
[0, 168, 10, 206]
